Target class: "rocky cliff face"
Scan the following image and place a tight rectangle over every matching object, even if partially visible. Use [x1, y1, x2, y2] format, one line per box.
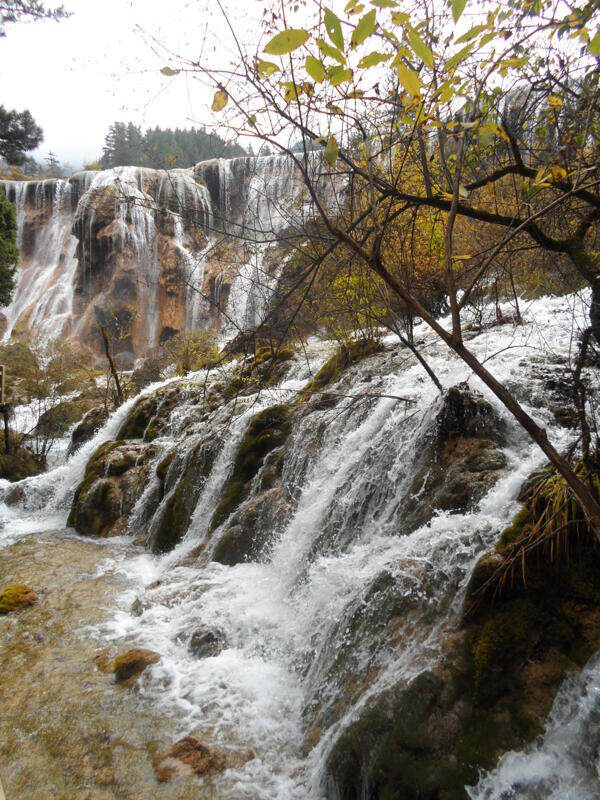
[0, 154, 335, 364]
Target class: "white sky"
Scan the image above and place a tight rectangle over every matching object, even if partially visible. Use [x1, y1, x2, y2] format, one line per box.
[0, 0, 261, 168]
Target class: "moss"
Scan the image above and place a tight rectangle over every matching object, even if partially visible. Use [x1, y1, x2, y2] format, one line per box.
[150, 439, 217, 553]
[117, 395, 160, 440]
[67, 441, 119, 528]
[209, 404, 291, 533]
[496, 506, 532, 554]
[470, 599, 537, 691]
[0, 583, 38, 615]
[301, 339, 382, 399]
[36, 394, 100, 438]
[0, 446, 44, 482]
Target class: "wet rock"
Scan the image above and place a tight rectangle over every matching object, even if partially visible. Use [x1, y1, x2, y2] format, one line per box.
[68, 405, 109, 455]
[209, 404, 291, 533]
[153, 736, 228, 782]
[436, 381, 500, 442]
[188, 628, 225, 659]
[149, 435, 218, 554]
[0, 583, 38, 614]
[212, 486, 287, 565]
[112, 648, 160, 683]
[325, 479, 600, 800]
[36, 392, 102, 440]
[68, 441, 157, 538]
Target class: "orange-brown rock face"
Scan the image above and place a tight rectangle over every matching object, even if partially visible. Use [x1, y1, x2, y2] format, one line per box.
[1, 154, 337, 360]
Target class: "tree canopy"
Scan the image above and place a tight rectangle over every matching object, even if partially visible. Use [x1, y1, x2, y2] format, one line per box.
[0, 0, 69, 36]
[0, 105, 43, 165]
[166, 0, 600, 538]
[0, 190, 18, 307]
[100, 121, 248, 169]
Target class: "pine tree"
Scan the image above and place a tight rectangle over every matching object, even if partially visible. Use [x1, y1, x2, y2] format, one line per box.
[0, 105, 43, 165]
[0, 189, 18, 306]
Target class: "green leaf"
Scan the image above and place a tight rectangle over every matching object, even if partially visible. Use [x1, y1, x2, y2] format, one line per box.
[317, 38, 346, 64]
[454, 24, 488, 44]
[328, 65, 354, 85]
[211, 89, 228, 112]
[458, 184, 468, 198]
[445, 42, 474, 70]
[264, 28, 310, 56]
[408, 29, 434, 67]
[589, 27, 600, 56]
[305, 55, 326, 82]
[256, 59, 281, 77]
[397, 62, 421, 96]
[372, 0, 396, 7]
[324, 135, 339, 165]
[325, 7, 344, 50]
[391, 10, 409, 24]
[452, 0, 467, 24]
[351, 9, 377, 48]
[160, 66, 179, 76]
[358, 50, 392, 67]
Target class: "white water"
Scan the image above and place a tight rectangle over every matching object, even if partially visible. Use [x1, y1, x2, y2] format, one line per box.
[0, 292, 597, 798]
[2, 154, 340, 349]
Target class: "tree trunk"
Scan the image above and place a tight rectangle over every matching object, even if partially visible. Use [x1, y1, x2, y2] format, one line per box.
[100, 325, 124, 407]
[2, 406, 9, 454]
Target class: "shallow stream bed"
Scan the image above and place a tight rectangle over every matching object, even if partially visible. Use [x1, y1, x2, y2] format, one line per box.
[0, 531, 218, 800]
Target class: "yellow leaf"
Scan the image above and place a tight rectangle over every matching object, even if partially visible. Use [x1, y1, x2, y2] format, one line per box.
[397, 63, 421, 96]
[211, 89, 228, 112]
[264, 29, 310, 56]
[324, 135, 339, 165]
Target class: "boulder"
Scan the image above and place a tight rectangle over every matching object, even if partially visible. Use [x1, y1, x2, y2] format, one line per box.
[68, 405, 109, 455]
[67, 440, 157, 537]
[112, 648, 160, 683]
[153, 736, 228, 782]
[188, 628, 225, 659]
[0, 583, 38, 615]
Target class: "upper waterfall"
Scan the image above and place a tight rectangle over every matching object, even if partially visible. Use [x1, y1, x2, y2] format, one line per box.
[0, 153, 339, 361]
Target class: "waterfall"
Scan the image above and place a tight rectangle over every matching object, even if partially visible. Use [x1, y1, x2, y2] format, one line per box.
[0, 292, 598, 797]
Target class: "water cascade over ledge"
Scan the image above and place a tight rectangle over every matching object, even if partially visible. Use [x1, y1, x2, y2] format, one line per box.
[1, 293, 599, 799]
[0, 153, 340, 359]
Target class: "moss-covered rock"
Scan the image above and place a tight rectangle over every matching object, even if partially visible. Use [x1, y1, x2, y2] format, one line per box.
[68, 404, 109, 455]
[301, 338, 382, 401]
[0, 583, 38, 615]
[209, 404, 291, 534]
[0, 444, 44, 482]
[117, 393, 161, 440]
[68, 440, 156, 537]
[212, 486, 286, 565]
[149, 436, 218, 553]
[36, 393, 102, 439]
[326, 478, 600, 800]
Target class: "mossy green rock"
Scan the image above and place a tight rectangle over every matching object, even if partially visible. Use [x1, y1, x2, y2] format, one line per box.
[68, 441, 156, 537]
[209, 404, 291, 533]
[0, 584, 38, 614]
[149, 437, 218, 553]
[68, 404, 109, 455]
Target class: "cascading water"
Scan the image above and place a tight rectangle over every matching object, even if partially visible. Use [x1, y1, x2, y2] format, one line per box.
[1, 153, 338, 352]
[1, 292, 596, 799]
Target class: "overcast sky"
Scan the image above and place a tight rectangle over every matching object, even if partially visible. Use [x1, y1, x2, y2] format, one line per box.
[0, 0, 260, 168]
